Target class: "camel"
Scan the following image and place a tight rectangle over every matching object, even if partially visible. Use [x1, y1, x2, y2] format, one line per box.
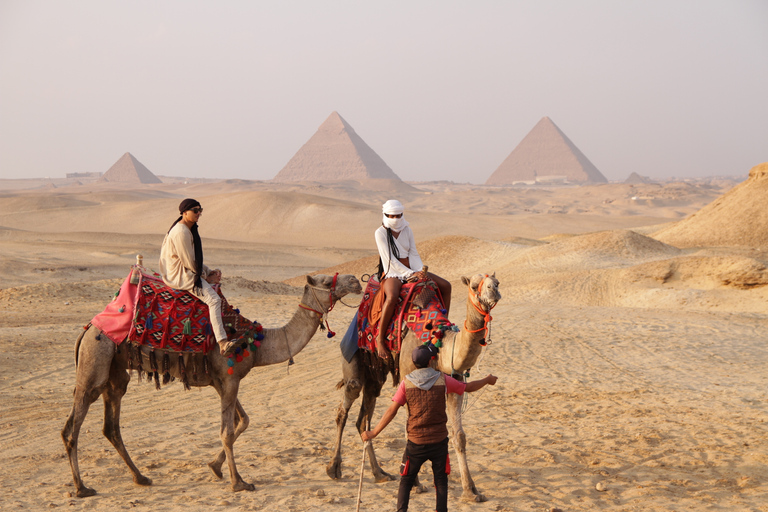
[326, 272, 501, 502]
[62, 273, 362, 498]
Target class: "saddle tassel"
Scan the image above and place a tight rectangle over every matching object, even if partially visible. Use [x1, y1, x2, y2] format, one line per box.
[135, 345, 144, 382]
[178, 354, 190, 390]
[162, 353, 171, 384]
[149, 350, 160, 390]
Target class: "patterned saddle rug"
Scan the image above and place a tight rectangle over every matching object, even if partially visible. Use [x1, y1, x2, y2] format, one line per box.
[356, 276, 455, 355]
[91, 266, 263, 354]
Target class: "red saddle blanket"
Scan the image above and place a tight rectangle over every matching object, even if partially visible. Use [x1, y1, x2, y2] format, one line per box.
[356, 276, 453, 354]
[91, 267, 262, 353]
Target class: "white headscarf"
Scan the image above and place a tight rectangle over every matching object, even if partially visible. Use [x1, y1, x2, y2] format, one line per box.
[382, 199, 408, 231]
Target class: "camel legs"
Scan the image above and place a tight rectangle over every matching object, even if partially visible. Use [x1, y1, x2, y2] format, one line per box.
[355, 378, 394, 482]
[62, 381, 102, 497]
[446, 392, 486, 502]
[215, 380, 254, 492]
[102, 359, 152, 488]
[327, 353, 393, 482]
[208, 399, 249, 479]
[62, 328, 149, 497]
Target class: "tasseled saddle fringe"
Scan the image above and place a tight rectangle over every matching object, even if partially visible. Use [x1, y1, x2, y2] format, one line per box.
[126, 343, 208, 390]
[361, 349, 401, 388]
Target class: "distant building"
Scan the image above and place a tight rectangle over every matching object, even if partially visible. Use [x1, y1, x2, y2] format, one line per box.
[66, 171, 102, 179]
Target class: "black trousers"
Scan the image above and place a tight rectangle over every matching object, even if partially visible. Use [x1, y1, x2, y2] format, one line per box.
[397, 437, 450, 512]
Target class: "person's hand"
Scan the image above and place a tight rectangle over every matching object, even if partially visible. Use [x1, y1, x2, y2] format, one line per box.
[361, 430, 375, 442]
[206, 269, 222, 284]
[485, 374, 498, 386]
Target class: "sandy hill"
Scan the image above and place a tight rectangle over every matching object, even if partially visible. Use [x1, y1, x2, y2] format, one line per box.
[505, 229, 682, 273]
[653, 162, 768, 249]
[100, 152, 162, 184]
[486, 116, 607, 185]
[274, 111, 402, 182]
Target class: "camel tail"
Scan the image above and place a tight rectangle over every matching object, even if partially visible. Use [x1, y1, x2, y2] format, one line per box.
[73, 324, 90, 367]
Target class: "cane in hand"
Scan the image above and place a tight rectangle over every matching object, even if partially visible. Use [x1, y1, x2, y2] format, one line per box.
[355, 439, 370, 511]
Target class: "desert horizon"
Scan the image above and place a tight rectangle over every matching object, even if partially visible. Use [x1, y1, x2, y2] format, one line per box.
[1, 166, 767, 511]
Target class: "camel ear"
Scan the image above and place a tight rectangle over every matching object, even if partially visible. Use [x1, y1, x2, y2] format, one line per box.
[491, 272, 496, 279]
[306, 275, 316, 286]
[461, 276, 470, 286]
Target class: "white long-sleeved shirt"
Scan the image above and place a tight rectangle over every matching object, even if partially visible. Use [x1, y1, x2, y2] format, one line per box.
[374, 225, 424, 280]
[159, 222, 211, 291]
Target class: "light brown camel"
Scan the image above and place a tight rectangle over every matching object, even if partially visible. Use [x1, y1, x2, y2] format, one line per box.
[327, 273, 501, 502]
[62, 273, 361, 498]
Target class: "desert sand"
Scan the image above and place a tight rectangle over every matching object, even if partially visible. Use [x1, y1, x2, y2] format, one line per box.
[1, 172, 766, 512]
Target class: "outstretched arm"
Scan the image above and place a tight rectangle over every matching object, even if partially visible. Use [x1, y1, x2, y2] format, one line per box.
[361, 400, 402, 441]
[465, 374, 498, 393]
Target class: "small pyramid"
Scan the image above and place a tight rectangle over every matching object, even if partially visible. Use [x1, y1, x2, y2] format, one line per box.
[625, 172, 653, 184]
[486, 117, 607, 185]
[274, 112, 401, 182]
[100, 153, 162, 184]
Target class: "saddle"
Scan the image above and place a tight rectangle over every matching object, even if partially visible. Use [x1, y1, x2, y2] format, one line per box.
[91, 266, 262, 354]
[355, 276, 453, 356]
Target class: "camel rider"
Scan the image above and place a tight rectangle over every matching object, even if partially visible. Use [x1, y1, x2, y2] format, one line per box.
[374, 199, 451, 359]
[159, 198, 235, 356]
[362, 344, 498, 512]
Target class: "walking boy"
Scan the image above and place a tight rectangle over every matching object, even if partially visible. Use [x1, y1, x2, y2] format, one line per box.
[361, 344, 498, 512]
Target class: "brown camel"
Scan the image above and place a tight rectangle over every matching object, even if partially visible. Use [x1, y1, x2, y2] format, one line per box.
[62, 273, 361, 498]
[326, 273, 501, 502]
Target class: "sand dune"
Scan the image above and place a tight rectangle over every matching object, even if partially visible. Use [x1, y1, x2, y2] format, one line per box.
[1, 175, 766, 511]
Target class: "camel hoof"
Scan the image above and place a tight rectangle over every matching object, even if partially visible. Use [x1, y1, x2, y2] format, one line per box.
[76, 486, 97, 498]
[374, 470, 395, 483]
[414, 483, 428, 494]
[208, 462, 224, 479]
[232, 481, 256, 492]
[462, 491, 487, 503]
[134, 475, 152, 487]
[326, 462, 342, 480]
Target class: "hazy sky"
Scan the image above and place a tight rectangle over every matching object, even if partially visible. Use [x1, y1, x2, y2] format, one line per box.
[1, 1, 766, 183]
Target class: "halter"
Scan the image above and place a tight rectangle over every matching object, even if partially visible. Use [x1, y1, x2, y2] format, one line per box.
[298, 272, 339, 338]
[463, 275, 496, 339]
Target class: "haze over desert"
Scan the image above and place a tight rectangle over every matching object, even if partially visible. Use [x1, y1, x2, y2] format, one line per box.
[1, 163, 767, 511]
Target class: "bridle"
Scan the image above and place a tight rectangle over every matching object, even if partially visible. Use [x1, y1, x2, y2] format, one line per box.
[463, 274, 496, 340]
[299, 272, 339, 337]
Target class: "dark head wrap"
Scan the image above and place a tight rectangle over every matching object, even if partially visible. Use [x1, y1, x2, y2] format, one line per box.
[168, 198, 204, 292]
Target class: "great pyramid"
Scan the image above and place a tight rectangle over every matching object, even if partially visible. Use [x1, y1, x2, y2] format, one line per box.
[100, 153, 162, 184]
[653, 162, 768, 249]
[274, 111, 401, 182]
[486, 117, 607, 185]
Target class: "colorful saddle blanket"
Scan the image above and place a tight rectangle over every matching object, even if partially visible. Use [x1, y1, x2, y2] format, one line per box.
[356, 276, 454, 354]
[91, 266, 262, 353]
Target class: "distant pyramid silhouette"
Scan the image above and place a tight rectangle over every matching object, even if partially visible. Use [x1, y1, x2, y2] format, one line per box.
[486, 117, 607, 185]
[625, 172, 653, 184]
[274, 112, 401, 182]
[100, 153, 161, 184]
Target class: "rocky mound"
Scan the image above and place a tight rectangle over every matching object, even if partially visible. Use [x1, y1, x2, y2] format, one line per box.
[653, 163, 768, 249]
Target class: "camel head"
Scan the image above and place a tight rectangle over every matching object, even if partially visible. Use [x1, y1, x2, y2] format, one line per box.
[305, 273, 362, 310]
[461, 272, 501, 311]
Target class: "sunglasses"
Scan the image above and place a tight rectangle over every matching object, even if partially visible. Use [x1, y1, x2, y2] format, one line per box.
[190, 207, 203, 214]
[385, 213, 402, 218]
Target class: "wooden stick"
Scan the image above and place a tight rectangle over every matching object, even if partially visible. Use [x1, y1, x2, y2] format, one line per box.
[355, 441, 370, 512]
